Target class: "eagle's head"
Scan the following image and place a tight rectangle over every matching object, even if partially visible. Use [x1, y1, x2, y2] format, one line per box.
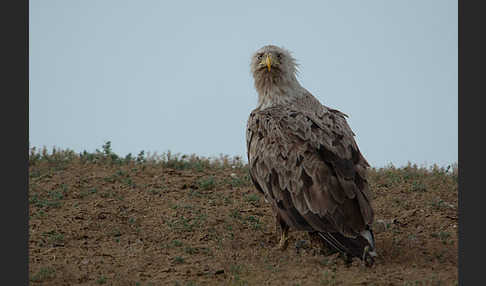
[250, 45, 302, 108]
[251, 45, 298, 81]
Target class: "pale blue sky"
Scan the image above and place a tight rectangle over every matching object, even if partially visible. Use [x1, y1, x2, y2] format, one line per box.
[29, 0, 457, 168]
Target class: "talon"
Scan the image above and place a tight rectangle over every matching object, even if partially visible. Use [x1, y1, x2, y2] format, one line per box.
[277, 231, 288, 250]
[277, 227, 289, 250]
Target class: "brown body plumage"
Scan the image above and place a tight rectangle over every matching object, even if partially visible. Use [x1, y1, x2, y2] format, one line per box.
[246, 45, 377, 266]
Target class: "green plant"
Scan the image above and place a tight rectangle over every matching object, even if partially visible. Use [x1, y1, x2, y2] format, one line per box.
[411, 181, 427, 192]
[245, 215, 262, 230]
[430, 199, 447, 210]
[137, 150, 146, 163]
[188, 189, 202, 198]
[42, 230, 64, 246]
[198, 176, 216, 190]
[245, 193, 260, 204]
[230, 209, 242, 220]
[184, 246, 197, 255]
[80, 187, 98, 198]
[29, 194, 62, 209]
[432, 231, 451, 244]
[223, 195, 232, 205]
[30, 267, 55, 282]
[173, 256, 184, 264]
[96, 275, 107, 284]
[320, 269, 337, 285]
[172, 240, 183, 247]
[147, 188, 161, 195]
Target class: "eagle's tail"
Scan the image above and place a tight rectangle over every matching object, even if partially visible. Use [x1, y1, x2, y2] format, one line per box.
[317, 227, 377, 267]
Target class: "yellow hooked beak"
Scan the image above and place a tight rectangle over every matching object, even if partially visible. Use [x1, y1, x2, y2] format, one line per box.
[265, 54, 272, 72]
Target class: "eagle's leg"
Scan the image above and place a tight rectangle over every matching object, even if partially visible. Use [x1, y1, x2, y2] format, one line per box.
[276, 215, 289, 250]
[278, 226, 289, 250]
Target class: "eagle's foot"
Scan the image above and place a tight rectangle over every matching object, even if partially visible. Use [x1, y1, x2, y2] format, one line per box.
[277, 228, 289, 250]
[275, 216, 289, 251]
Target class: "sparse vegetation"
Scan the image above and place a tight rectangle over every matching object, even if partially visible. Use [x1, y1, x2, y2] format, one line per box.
[30, 267, 55, 282]
[320, 269, 337, 285]
[198, 176, 217, 190]
[42, 230, 64, 246]
[245, 193, 260, 205]
[173, 256, 185, 264]
[96, 275, 107, 284]
[29, 143, 458, 285]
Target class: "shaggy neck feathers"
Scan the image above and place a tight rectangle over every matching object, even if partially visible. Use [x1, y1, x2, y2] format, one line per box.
[253, 71, 303, 109]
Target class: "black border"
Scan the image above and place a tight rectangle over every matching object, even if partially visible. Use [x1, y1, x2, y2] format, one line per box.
[458, 0, 482, 285]
[2, 0, 29, 284]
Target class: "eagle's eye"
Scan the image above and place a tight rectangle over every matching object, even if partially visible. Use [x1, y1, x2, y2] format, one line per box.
[277, 53, 282, 60]
[256, 53, 263, 60]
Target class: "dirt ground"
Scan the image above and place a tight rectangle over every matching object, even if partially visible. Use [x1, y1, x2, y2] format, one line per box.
[28, 149, 458, 285]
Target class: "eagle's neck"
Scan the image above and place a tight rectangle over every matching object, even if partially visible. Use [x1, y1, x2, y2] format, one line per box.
[254, 72, 304, 109]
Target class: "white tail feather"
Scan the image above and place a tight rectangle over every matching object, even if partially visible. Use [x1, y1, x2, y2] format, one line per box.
[360, 229, 377, 257]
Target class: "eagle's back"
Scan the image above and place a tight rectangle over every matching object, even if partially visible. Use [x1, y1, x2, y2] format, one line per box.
[246, 93, 374, 237]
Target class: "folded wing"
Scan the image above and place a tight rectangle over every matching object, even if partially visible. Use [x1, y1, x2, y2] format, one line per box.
[246, 103, 373, 238]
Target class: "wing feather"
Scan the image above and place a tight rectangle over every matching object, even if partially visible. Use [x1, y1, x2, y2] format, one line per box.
[246, 101, 374, 237]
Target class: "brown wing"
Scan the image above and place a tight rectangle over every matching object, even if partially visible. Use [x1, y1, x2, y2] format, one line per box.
[246, 104, 373, 237]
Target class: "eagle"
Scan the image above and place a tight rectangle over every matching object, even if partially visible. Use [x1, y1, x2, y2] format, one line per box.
[246, 45, 377, 266]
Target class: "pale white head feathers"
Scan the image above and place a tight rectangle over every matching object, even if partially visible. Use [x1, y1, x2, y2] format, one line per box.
[250, 45, 304, 109]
